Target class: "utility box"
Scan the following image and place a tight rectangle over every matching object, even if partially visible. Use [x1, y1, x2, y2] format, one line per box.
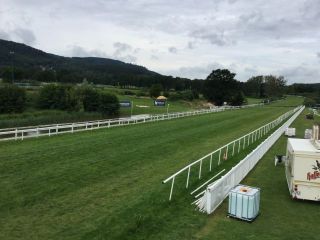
[228, 185, 260, 222]
[285, 128, 296, 137]
[304, 129, 312, 139]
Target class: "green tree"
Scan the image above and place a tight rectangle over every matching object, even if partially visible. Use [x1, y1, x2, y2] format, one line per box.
[37, 84, 56, 109]
[0, 67, 14, 83]
[37, 84, 80, 111]
[264, 75, 286, 98]
[99, 92, 119, 116]
[81, 87, 100, 112]
[35, 70, 56, 82]
[229, 91, 245, 106]
[243, 76, 264, 98]
[149, 84, 163, 98]
[203, 69, 243, 106]
[0, 84, 26, 113]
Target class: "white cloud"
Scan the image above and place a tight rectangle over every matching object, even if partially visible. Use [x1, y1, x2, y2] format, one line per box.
[0, 0, 319, 83]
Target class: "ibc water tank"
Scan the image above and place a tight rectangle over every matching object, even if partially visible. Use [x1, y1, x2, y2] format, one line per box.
[228, 185, 260, 221]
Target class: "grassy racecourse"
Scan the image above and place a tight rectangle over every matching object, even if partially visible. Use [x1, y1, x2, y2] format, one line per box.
[0, 97, 305, 239]
[196, 108, 320, 240]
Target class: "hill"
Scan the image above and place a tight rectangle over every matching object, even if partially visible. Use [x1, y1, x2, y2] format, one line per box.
[0, 39, 160, 86]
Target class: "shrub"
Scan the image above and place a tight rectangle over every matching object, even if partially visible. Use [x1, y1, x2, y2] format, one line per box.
[99, 92, 120, 116]
[123, 90, 135, 96]
[167, 90, 198, 101]
[38, 84, 80, 111]
[303, 97, 316, 107]
[149, 84, 163, 98]
[0, 84, 26, 113]
[229, 91, 245, 106]
[81, 87, 100, 112]
[136, 90, 148, 97]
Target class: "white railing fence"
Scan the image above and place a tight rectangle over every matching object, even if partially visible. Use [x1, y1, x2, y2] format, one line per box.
[162, 106, 302, 201]
[195, 106, 304, 214]
[0, 103, 263, 141]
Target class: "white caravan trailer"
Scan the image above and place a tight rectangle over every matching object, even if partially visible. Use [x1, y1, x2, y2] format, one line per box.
[285, 126, 320, 201]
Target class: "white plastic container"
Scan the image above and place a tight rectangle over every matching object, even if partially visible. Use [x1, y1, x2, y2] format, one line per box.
[304, 129, 312, 139]
[285, 128, 296, 137]
[228, 185, 260, 221]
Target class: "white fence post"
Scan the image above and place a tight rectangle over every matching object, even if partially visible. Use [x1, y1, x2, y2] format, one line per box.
[186, 166, 191, 188]
[169, 177, 175, 201]
[225, 145, 229, 160]
[243, 136, 246, 150]
[232, 141, 235, 156]
[199, 160, 203, 179]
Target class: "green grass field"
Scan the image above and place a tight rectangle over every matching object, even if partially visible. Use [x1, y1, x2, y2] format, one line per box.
[246, 97, 263, 105]
[0, 96, 312, 240]
[195, 108, 320, 240]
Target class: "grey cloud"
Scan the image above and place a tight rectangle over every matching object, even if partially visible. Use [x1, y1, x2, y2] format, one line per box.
[13, 28, 36, 45]
[69, 45, 108, 58]
[317, 52, 320, 58]
[69, 44, 137, 63]
[112, 42, 137, 63]
[187, 41, 195, 49]
[190, 29, 233, 46]
[113, 42, 132, 56]
[166, 63, 224, 79]
[279, 65, 320, 84]
[168, 47, 178, 54]
[0, 28, 36, 45]
[302, 0, 320, 20]
[119, 55, 137, 63]
[0, 30, 11, 40]
[239, 11, 263, 26]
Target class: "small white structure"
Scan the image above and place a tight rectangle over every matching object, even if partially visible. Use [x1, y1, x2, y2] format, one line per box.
[285, 133, 320, 201]
[285, 127, 296, 137]
[304, 129, 312, 139]
[228, 185, 260, 221]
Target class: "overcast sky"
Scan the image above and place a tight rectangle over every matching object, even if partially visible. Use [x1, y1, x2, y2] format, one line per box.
[0, 0, 319, 83]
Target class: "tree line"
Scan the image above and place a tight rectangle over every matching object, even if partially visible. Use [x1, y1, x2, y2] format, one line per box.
[241, 75, 287, 99]
[0, 84, 119, 115]
[0, 67, 292, 116]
